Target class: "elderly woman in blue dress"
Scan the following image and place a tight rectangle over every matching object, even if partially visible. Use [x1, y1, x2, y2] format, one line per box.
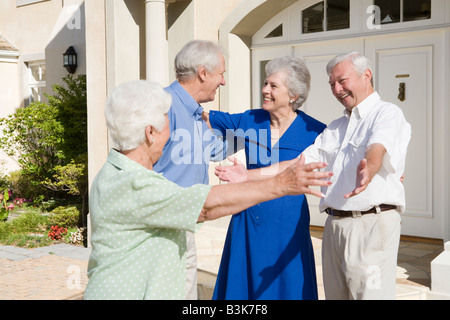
[204, 56, 326, 300]
[84, 80, 332, 300]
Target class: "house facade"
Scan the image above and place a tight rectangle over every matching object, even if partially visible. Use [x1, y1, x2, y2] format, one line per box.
[1, 0, 449, 241]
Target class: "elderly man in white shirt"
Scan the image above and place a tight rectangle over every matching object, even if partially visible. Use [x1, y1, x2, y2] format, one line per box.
[214, 52, 411, 300]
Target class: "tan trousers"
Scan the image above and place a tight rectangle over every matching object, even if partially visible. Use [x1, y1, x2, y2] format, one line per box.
[322, 209, 401, 300]
[185, 231, 198, 300]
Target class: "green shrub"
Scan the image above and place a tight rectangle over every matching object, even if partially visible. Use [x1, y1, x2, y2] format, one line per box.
[10, 211, 48, 233]
[48, 206, 80, 228]
[0, 75, 88, 209]
[0, 211, 52, 248]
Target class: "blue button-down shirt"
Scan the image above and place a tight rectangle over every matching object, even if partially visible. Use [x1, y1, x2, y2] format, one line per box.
[154, 81, 227, 187]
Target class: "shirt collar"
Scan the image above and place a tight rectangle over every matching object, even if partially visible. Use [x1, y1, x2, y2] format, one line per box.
[344, 91, 380, 119]
[170, 81, 203, 117]
[108, 149, 144, 172]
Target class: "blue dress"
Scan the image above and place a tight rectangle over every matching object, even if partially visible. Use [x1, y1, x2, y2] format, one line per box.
[209, 109, 326, 300]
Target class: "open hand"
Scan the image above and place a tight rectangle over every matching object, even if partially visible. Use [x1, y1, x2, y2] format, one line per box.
[344, 158, 371, 198]
[215, 157, 248, 183]
[282, 154, 333, 198]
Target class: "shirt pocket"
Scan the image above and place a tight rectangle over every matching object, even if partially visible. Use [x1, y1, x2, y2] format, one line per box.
[347, 136, 368, 159]
[317, 140, 341, 164]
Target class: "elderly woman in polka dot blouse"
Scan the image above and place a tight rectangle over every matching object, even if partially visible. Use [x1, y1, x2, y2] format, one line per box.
[84, 80, 332, 300]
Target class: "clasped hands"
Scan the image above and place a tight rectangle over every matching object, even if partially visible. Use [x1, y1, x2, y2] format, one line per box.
[215, 155, 333, 199]
[215, 155, 373, 199]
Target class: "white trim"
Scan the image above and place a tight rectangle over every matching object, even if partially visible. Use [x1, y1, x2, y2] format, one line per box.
[252, 0, 448, 47]
[0, 50, 20, 63]
[253, 11, 291, 45]
[16, 0, 50, 7]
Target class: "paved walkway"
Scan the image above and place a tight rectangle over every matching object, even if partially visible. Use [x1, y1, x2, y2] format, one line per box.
[0, 221, 444, 300]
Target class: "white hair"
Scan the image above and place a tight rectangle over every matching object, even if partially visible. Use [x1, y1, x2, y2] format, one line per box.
[265, 56, 311, 110]
[326, 52, 372, 76]
[105, 80, 172, 151]
[175, 40, 225, 82]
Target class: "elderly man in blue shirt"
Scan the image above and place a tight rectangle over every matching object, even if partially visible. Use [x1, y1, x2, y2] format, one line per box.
[153, 40, 228, 299]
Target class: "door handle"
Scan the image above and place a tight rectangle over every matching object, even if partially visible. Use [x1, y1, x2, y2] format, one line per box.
[398, 82, 406, 102]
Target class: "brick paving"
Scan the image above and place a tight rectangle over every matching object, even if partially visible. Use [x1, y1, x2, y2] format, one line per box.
[0, 255, 88, 300]
[0, 244, 90, 300]
[0, 225, 444, 300]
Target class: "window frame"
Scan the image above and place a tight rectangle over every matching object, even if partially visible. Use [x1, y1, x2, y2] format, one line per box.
[252, 0, 447, 47]
[16, 0, 50, 7]
[27, 60, 46, 104]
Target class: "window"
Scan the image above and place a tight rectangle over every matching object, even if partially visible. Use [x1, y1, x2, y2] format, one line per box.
[16, 0, 49, 7]
[27, 61, 46, 104]
[302, 0, 350, 34]
[374, 0, 431, 25]
[265, 24, 283, 39]
[259, 60, 270, 91]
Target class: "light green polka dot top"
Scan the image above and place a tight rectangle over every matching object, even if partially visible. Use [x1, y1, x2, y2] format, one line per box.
[84, 149, 211, 300]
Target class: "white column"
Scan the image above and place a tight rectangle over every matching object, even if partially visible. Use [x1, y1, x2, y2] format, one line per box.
[428, 242, 450, 300]
[145, 0, 169, 86]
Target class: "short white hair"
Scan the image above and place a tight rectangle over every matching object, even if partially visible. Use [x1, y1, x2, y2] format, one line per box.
[105, 80, 172, 151]
[326, 52, 372, 76]
[175, 40, 225, 82]
[265, 56, 311, 110]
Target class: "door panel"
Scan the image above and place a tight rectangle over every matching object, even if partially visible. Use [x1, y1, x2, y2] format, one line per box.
[375, 47, 432, 217]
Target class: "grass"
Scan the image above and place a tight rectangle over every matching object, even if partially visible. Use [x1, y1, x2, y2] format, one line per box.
[0, 204, 83, 248]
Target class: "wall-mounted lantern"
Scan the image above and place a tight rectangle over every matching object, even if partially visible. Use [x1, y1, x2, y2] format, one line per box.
[63, 46, 77, 74]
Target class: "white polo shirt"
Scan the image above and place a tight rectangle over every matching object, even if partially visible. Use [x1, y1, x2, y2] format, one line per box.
[303, 92, 411, 213]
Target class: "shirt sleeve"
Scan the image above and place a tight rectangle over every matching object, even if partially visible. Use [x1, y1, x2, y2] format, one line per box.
[131, 172, 212, 232]
[209, 110, 246, 157]
[202, 121, 228, 162]
[209, 110, 244, 136]
[367, 104, 411, 172]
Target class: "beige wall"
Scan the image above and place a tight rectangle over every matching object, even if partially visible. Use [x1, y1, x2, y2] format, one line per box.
[0, 1, 62, 55]
[0, 0, 62, 108]
[0, 62, 21, 117]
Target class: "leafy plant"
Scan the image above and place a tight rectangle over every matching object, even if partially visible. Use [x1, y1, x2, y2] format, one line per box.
[48, 225, 67, 240]
[0, 75, 88, 226]
[0, 189, 10, 221]
[0, 102, 64, 187]
[47, 75, 87, 162]
[47, 205, 80, 229]
[41, 157, 88, 226]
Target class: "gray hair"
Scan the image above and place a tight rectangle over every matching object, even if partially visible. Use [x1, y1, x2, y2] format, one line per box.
[326, 52, 373, 77]
[105, 80, 172, 151]
[265, 56, 311, 110]
[175, 40, 225, 82]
